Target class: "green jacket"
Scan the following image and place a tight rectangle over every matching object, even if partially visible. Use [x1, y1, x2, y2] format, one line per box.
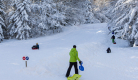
[69, 48, 80, 62]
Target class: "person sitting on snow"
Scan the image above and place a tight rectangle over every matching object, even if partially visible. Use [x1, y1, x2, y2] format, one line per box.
[111, 35, 115, 43]
[32, 43, 39, 49]
[106, 47, 111, 53]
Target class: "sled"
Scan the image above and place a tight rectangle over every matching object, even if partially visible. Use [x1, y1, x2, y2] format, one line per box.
[79, 61, 84, 71]
[113, 41, 116, 44]
[67, 74, 81, 80]
[32, 47, 38, 50]
[32, 48, 38, 50]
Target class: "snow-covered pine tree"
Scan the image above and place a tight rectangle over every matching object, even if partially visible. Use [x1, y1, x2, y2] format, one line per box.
[61, 0, 90, 25]
[103, 0, 118, 20]
[0, 0, 6, 42]
[8, 0, 31, 40]
[30, 0, 65, 37]
[55, 1, 67, 26]
[40, 0, 64, 34]
[91, 0, 114, 23]
[60, 0, 102, 25]
[83, 0, 101, 24]
[29, 3, 42, 37]
[109, 0, 138, 46]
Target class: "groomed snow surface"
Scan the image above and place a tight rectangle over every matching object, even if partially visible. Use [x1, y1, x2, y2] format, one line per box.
[0, 23, 138, 80]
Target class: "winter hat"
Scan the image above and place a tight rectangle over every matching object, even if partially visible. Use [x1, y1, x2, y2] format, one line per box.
[73, 45, 76, 48]
[36, 43, 38, 44]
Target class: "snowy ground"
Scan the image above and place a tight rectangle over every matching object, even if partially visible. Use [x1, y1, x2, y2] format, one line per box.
[0, 23, 138, 80]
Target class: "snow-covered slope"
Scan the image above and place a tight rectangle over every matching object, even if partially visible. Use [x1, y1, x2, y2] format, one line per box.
[0, 23, 138, 80]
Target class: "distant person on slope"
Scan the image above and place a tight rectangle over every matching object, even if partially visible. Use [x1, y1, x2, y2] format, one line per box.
[66, 45, 82, 78]
[106, 47, 111, 53]
[32, 43, 39, 49]
[111, 35, 115, 43]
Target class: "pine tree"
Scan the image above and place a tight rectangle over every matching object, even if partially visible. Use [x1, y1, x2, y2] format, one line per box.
[0, 0, 6, 42]
[60, 0, 103, 25]
[30, 0, 65, 37]
[8, 0, 31, 40]
[109, 0, 138, 46]
[41, 0, 64, 34]
[30, 3, 43, 37]
[84, 0, 101, 24]
[92, 0, 115, 23]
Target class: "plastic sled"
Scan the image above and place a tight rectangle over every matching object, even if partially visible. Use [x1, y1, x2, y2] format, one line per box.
[113, 42, 116, 44]
[32, 48, 38, 50]
[67, 74, 81, 80]
[32, 47, 38, 50]
[79, 61, 84, 71]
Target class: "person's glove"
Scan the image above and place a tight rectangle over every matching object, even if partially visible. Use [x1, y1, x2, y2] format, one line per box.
[79, 61, 82, 65]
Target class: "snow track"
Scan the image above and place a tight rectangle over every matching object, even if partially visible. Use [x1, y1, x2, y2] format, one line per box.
[0, 23, 138, 80]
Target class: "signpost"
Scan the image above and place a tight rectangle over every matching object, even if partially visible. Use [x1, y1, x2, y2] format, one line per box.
[22, 56, 29, 67]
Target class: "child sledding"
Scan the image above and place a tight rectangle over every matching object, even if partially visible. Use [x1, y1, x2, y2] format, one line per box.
[32, 43, 39, 50]
[111, 35, 116, 44]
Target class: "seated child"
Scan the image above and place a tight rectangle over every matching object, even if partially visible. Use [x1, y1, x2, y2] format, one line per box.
[106, 47, 111, 53]
[32, 43, 39, 49]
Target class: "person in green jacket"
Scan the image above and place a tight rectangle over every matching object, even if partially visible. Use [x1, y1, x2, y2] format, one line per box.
[66, 45, 82, 78]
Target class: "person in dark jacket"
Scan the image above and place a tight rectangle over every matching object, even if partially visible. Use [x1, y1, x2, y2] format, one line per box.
[106, 47, 111, 53]
[32, 43, 39, 49]
[111, 35, 115, 43]
[66, 45, 82, 78]
[36, 43, 39, 49]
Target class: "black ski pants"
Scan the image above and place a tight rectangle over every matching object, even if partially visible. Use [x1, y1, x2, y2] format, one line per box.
[66, 62, 78, 77]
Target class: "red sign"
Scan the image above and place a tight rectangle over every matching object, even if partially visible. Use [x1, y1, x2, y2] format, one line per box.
[22, 56, 26, 60]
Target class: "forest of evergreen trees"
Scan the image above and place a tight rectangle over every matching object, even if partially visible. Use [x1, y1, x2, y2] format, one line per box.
[0, 0, 138, 47]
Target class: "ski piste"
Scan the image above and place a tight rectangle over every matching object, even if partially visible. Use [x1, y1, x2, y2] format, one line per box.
[0, 23, 138, 80]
